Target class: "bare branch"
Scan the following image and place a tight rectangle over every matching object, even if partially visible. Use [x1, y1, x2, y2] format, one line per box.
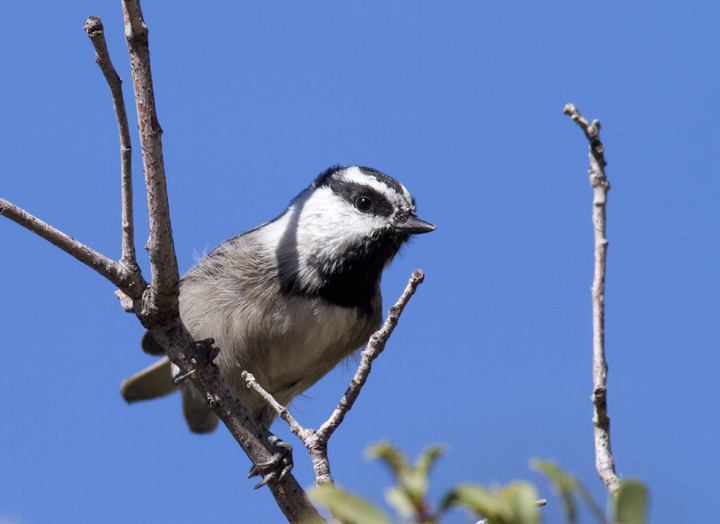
[562, 104, 610, 192]
[317, 269, 425, 442]
[243, 372, 313, 442]
[83, 15, 137, 271]
[563, 103, 620, 496]
[0, 197, 144, 297]
[115, 3, 324, 520]
[194, 352, 325, 523]
[149, 321, 324, 523]
[1, 18, 146, 305]
[122, 0, 178, 309]
[243, 270, 425, 490]
[242, 371, 335, 488]
[242, 372, 331, 486]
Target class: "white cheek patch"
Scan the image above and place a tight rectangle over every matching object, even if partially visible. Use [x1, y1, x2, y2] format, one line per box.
[291, 188, 385, 272]
[300, 188, 380, 240]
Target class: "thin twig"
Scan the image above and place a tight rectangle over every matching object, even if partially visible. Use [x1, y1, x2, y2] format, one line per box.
[0, 197, 143, 296]
[243, 371, 312, 442]
[563, 103, 620, 496]
[243, 270, 425, 488]
[317, 269, 425, 442]
[83, 16, 137, 271]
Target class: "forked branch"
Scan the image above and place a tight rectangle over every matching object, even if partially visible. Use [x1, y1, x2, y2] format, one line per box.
[115, 3, 324, 521]
[2, 4, 325, 522]
[83, 15, 137, 271]
[317, 269, 425, 442]
[244, 270, 426, 487]
[563, 103, 620, 496]
[4, 3, 426, 522]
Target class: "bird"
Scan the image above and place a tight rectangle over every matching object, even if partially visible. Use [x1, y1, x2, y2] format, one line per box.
[120, 165, 435, 434]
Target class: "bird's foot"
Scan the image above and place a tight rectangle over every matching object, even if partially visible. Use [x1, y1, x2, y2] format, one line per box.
[248, 434, 294, 489]
[173, 338, 220, 385]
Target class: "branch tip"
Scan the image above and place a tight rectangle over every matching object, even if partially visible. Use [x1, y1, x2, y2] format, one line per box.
[83, 15, 103, 37]
[566, 104, 619, 497]
[115, 290, 135, 312]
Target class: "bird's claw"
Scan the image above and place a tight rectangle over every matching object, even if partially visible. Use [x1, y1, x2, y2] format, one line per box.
[173, 338, 220, 385]
[248, 436, 293, 489]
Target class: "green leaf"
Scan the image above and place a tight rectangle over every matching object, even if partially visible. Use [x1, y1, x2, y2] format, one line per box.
[366, 442, 409, 480]
[501, 482, 541, 524]
[614, 480, 648, 524]
[441, 484, 502, 515]
[401, 469, 428, 505]
[531, 459, 579, 524]
[415, 445, 447, 478]
[367, 441, 434, 512]
[368, 443, 445, 507]
[531, 459, 606, 524]
[440, 482, 539, 524]
[310, 485, 393, 524]
[384, 486, 415, 518]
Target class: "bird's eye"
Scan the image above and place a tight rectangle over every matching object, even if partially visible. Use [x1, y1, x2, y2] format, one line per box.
[356, 196, 372, 212]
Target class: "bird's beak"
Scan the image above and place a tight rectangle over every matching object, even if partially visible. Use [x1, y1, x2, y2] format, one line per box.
[393, 216, 436, 235]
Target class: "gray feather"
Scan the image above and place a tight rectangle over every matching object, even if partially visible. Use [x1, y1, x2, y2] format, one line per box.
[120, 166, 432, 432]
[121, 356, 178, 403]
[182, 387, 220, 433]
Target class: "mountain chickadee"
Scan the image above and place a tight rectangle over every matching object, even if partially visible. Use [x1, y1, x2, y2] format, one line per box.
[121, 165, 435, 433]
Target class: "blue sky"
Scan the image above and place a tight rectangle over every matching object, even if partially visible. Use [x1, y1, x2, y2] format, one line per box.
[1, 1, 718, 523]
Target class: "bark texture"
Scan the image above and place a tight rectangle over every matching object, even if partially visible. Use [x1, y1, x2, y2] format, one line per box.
[564, 103, 621, 497]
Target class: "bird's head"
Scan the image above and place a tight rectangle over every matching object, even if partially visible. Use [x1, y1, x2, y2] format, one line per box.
[279, 165, 434, 311]
[294, 165, 434, 266]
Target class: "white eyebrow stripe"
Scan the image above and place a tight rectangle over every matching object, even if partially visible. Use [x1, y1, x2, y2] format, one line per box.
[338, 166, 412, 208]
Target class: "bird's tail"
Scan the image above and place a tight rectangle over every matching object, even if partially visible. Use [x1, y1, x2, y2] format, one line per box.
[121, 355, 219, 434]
[121, 356, 178, 402]
[182, 386, 219, 433]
